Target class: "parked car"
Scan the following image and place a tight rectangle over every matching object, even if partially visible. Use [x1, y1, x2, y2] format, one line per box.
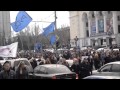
[92, 61, 120, 77]
[0, 58, 33, 73]
[83, 75, 120, 79]
[29, 64, 78, 79]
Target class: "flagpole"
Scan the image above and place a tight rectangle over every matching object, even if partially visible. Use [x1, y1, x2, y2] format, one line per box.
[54, 11, 57, 50]
[55, 11, 57, 31]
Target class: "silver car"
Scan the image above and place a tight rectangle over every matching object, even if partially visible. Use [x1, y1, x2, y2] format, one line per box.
[92, 61, 120, 77]
[84, 75, 120, 79]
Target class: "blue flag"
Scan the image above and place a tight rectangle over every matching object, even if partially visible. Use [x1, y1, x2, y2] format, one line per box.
[50, 35, 56, 45]
[11, 11, 32, 32]
[34, 43, 42, 52]
[42, 22, 55, 36]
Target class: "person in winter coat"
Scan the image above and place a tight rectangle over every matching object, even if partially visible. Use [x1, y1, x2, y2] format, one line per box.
[93, 52, 100, 70]
[30, 58, 37, 69]
[79, 59, 90, 79]
[62, 58, 69, 68]
[0, 63, 2, 72]
[16, 62, 29, 79]
[70, 58, 80, 77]
[0, 61, 16, 79]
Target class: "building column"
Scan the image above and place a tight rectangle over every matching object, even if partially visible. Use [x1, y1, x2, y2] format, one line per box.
[103, 11, 107, 33]
[113, 11, 118, 34]
[95, 11, 99, 34]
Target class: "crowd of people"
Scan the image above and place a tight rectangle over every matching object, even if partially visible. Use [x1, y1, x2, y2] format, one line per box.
[0, 47, 120, 79]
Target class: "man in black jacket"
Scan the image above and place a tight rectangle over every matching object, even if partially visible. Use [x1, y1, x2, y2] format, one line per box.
[0, 63, 2, 72]
[79, 59, 90, 79]
[0, 61, 16, 79]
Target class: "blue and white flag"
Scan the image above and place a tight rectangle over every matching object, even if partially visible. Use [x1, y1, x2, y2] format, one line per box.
[11, 11, 32, 32]
[42, 22, 55, 36]
[50, 34, 56, 45]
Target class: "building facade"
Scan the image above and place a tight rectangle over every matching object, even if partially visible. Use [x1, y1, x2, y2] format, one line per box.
[69, 11, 120, 48]
[0, 11, 11, 45]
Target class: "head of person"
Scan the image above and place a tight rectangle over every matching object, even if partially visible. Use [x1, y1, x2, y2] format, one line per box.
[3, 61, 11, 71]
[73, 58, 79, 65]
[18, 61, 25, 69]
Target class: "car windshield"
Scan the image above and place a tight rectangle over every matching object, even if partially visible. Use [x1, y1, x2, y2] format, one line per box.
[47, 65, 71, 74]
[14, 60, 30, 67]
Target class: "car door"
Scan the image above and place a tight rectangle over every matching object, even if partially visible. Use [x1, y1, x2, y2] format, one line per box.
[110, 64, 120, 76]
[97, 64, 112, 76]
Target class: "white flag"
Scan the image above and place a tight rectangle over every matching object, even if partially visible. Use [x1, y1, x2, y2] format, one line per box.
[0, 42, 18, 57]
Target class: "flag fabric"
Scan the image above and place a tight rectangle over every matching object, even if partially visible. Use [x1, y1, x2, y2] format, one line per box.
[42, 22, 55, 36]
[0, 42, 18, 57]
[11, 11, 32, 32]
[34, 43, 42, 52]
[50, 35, 56, 45]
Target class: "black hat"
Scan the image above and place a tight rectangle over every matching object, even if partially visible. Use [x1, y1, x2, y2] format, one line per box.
[3, 61, 10, 66]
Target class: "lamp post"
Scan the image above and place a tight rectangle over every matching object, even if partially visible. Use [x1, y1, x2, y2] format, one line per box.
[74, 36, 78, 48]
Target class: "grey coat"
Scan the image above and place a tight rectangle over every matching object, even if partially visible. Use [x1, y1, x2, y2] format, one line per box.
[0, 70, 16, 79]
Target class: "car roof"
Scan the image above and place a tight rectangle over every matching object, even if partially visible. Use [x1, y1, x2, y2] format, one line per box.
[0, 58, 29, 65]
[106, 61, 120, 65]
[39, 64, 66, 68]
[84, 75, 120, 79]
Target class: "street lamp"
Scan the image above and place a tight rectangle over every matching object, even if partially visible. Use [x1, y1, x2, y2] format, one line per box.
[74, 36, 78, 47]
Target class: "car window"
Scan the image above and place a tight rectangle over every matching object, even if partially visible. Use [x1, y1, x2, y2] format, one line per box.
[100, 65, 112, 72]
[39, 67, 47, 74]
[47, 66, 71, 74]
[34, 66, 41, 73]
[34, 66, 47, 74]
[111, 64, 120, 72]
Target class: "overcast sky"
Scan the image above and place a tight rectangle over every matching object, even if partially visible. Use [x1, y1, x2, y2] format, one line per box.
[10, 11, 70, 36]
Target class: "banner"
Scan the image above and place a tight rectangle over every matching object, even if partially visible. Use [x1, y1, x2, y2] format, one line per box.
[0, 42, 18, 57]
[91, 20, 96, 34]
[98, 19, 104, 33]
[106, 18, 113, 35]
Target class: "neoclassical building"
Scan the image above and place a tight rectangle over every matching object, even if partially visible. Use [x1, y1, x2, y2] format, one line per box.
[69, 11, 120, 48]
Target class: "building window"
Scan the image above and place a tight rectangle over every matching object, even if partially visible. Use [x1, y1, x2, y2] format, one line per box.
[118, 25, 120, 33]
[118, 16, 120, 21]
[99, 11, 102, 16]
[104, 39, 106, 42]
[86, 22, 88, 27]
[108, 11, 111, 14]
[86, 30, 89, 37]
[92, 13, 95, 18]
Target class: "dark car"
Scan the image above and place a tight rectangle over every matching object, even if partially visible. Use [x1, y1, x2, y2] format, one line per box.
[29, 64, 78, 79]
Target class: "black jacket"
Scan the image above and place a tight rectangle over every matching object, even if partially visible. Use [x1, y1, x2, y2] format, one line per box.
[16, 67, 29, 79]
[71, 64, 80, 74]
[79, 62, 90, 79]
[0, 70, 16, 79]
[0, 64, 2, 72]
